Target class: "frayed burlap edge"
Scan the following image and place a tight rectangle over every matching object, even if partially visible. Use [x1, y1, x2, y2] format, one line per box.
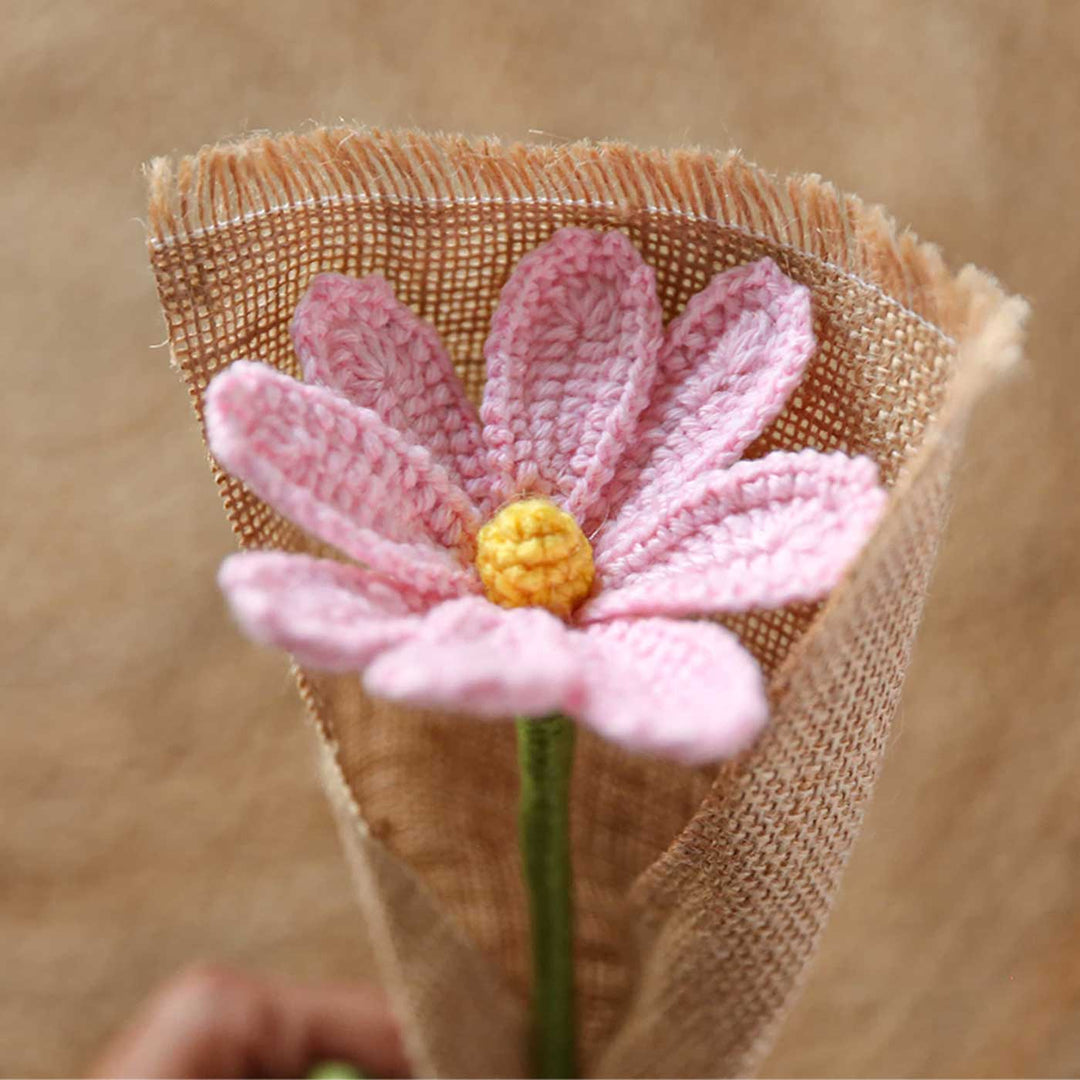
[148, 127, 1005, 344]
[146, 128, 1027, 1078]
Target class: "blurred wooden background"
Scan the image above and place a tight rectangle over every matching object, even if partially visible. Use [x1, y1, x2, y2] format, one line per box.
[3, 1, 1078, 1074]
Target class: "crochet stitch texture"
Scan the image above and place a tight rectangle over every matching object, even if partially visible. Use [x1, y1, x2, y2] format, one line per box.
[475, 499, 595, 619]
[205, 228, 886, 763]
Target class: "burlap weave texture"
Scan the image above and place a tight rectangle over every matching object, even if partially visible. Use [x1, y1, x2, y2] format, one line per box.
[147, 129, 1025, 1078]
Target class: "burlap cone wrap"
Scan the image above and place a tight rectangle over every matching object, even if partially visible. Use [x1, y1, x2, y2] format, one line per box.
[146, 129, 1026, 1078]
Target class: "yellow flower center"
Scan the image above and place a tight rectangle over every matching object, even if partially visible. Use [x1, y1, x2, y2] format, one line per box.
[475, 499, 595, 619]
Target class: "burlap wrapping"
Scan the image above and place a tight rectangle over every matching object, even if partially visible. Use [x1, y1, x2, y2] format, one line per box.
[146, 128, 1026, 1078]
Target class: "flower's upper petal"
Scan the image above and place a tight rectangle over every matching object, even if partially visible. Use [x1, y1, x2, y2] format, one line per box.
[291, 274, 491, 507]
[576, 618, 767, 764]
[480, 228, 663, 521]
[205, 361, 481, 598]
[364, 597, 587, 719]
[219, 550, 428, 671]
[605, 258, 815, 521]
[583, 450, 886, 622]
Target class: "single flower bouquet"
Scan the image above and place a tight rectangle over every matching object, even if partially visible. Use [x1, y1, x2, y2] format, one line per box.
[146, 129, 1025, 1078]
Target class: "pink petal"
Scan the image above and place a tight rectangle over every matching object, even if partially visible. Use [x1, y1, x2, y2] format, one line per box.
[606, 258, 815, 520]
[218, 551, 426, 671]
[364, 597, 587, 719]
[480, 228, 664, 520]
[583, 450, 886, 622]
[205, 361, 480, 599]
[292, 274, 490, 507]
[577, 618, 768, 764]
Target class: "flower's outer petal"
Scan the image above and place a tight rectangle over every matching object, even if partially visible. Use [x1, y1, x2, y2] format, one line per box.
[364, 597, 587, 719]
[583, 450, 886, 622]
[205, 361, 481, 599]
[607, 258, 815, 520]
[480, 228, 664, 520]
[292, 274, 491, 508]
[218, 551, 427, 671]
[576, 618, 768, 764]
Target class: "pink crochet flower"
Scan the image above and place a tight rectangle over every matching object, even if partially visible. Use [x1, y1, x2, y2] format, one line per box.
[205, 229, 885, 764]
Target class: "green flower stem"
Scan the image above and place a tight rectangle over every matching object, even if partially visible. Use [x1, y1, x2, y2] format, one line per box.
[516, 713, 577, 1079]
[306, 1062, 366, 1079]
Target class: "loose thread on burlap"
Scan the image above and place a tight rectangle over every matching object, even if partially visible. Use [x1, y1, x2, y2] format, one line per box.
[517, 714, 577, 1079]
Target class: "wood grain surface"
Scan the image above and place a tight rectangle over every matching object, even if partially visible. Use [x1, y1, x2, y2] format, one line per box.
[3, 1, 1077, 1075]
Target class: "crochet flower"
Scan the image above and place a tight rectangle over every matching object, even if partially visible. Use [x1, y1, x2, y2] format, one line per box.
[205, 229, 885, 764]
